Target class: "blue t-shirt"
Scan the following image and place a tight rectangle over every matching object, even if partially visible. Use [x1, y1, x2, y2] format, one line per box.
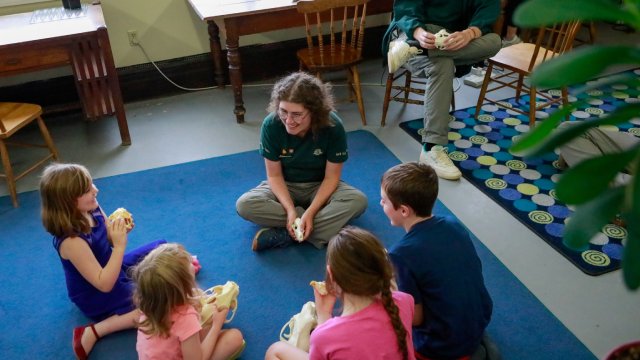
[389, 215, 493, 358]
[259, 112, 348, 182]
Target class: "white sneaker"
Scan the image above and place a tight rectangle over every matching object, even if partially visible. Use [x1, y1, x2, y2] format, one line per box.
[419, 145, 461, 180]
[501, 35, 522, 48]
[387, 39, 422, 73]
[279, 301, 317, 352]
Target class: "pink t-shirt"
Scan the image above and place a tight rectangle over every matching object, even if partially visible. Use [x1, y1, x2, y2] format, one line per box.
[136, 304, 202, 360]
[309, 291, 416, 360]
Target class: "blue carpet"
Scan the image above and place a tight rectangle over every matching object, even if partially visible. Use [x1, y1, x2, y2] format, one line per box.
[400, 69, 640, 276]
[0, 130, 594, 359]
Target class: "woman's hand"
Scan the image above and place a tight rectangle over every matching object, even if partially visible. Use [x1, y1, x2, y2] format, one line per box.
[107, 217, 128, 250]
[298, 213, 314, 241]
[413, 27, 435, 49]
[286, 211, 299, 239]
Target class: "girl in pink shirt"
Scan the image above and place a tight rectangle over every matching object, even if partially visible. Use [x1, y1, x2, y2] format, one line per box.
[132, 243, 244, 360]
[266, 226, 416, 360]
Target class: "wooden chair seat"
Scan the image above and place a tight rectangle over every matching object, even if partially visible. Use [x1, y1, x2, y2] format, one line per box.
[0, 102, 59, 207]
[489, 43, 551, 72]
[474, 21, 582, 127]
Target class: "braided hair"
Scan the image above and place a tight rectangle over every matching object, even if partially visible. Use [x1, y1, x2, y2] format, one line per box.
[326, 226, 409, 360]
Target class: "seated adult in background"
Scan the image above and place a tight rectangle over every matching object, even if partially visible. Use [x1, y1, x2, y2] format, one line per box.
[557, 121, 639, 187]
[382, 0, 502, 181]
[236, 72, 367, 251]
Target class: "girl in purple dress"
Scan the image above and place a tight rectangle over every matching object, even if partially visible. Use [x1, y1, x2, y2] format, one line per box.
[40, 163, 165, 359]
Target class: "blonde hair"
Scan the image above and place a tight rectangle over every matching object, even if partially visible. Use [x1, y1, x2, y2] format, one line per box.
[40, 163, 94, 237]
[326, 226, 409, 360]
[131, 243, 199, 337]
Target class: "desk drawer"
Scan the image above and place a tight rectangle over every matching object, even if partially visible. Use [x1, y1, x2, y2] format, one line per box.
[0, 47, 69, 73]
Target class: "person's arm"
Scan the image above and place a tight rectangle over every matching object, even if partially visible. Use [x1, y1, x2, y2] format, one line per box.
[394, 0, 426, 41]
[468, 0, 501, 34]
[299, 161, 343, 240]
[413, 303, 424, 326]
[264, 158, 298, 234]
[313, 286, 337, 325]
[59, 218, 128, 293]
[181, 306, 229, 360]
[389, 253, 425, 326]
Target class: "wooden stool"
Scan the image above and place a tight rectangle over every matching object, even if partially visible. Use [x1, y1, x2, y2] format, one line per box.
[0, 103, 59, 207]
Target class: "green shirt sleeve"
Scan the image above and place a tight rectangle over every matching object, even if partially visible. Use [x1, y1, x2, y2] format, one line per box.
[325, 113, 348, 164]
[259, 113, 282, 162]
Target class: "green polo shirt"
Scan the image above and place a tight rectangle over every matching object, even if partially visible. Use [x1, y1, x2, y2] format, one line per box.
[259, 112, 348, 183]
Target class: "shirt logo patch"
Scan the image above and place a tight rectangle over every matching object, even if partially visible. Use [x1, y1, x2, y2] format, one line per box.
[313, 149, 323, 156]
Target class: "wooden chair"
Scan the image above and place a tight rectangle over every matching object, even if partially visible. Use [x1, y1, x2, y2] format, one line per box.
[296, 0, 369, 125]
[0, 103, 59, 207]
[474, 21, 582, 127]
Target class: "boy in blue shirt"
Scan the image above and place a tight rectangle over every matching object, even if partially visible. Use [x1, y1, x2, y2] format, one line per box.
[380, 162, 493, 359]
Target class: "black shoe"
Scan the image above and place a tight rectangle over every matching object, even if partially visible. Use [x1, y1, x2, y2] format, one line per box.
[252, 227, 296, 251]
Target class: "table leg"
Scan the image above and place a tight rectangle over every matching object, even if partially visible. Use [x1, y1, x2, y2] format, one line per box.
[207, 20, 225, 89]
[225, 19, 245, 124]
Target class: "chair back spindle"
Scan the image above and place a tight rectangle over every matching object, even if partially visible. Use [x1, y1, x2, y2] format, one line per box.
[296, 0, 369, 125]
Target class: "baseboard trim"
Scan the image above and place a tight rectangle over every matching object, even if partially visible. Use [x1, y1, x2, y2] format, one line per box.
[0, 26, 387, 116]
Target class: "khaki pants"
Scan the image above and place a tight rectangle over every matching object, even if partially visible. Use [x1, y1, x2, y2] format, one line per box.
[558, 122, 638, 186]
[236, 181, 368, 248]
[392, 27, 501, 145]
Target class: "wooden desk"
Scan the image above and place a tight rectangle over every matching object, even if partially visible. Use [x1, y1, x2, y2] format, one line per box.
[188, 0, 392, 124]
[0, 4, 131, 145]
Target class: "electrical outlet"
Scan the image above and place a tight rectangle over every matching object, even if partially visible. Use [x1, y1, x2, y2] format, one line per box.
[127, 30, 139, 46]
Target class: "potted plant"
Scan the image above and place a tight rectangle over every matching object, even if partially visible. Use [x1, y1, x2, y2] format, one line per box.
[510, 0, 639, 358]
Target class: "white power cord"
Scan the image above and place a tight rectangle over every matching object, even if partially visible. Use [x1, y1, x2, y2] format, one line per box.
[135, 41, 220, 91]
[135, 40, 438, 92]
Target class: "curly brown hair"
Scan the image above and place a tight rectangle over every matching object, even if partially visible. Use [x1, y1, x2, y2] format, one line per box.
[326, 226, 409, 360]
[267, 71, 335, 137]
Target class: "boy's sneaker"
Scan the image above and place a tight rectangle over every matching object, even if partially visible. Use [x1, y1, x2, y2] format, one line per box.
[279, 301, 318, 352]
[252, 227, 296, 251]
[501, 35, 522, 48]
[387, 39, 422, 73]
[419, 145, 461, 180]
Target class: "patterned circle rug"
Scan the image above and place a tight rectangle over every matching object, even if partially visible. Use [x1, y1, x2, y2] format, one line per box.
[399, 69, 640, 276]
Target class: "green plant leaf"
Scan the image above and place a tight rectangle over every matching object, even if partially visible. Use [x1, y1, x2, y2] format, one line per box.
[623, 221, 640, 290]
[530, 46, 640, 88]
[556, 147, 639, 204]
[514, 0, 640, 29]
[511, 104, 640, 156]
[623, 155, 640, 289]
[563, 186, 625, 250]
[572, 73, 640, 95]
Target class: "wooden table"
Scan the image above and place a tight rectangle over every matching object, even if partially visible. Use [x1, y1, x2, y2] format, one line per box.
[0, 4, 131, 145]
[188, 0, 392, 124]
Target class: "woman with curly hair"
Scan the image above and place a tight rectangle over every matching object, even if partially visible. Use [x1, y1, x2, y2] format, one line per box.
[236, 72, 367, 251]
